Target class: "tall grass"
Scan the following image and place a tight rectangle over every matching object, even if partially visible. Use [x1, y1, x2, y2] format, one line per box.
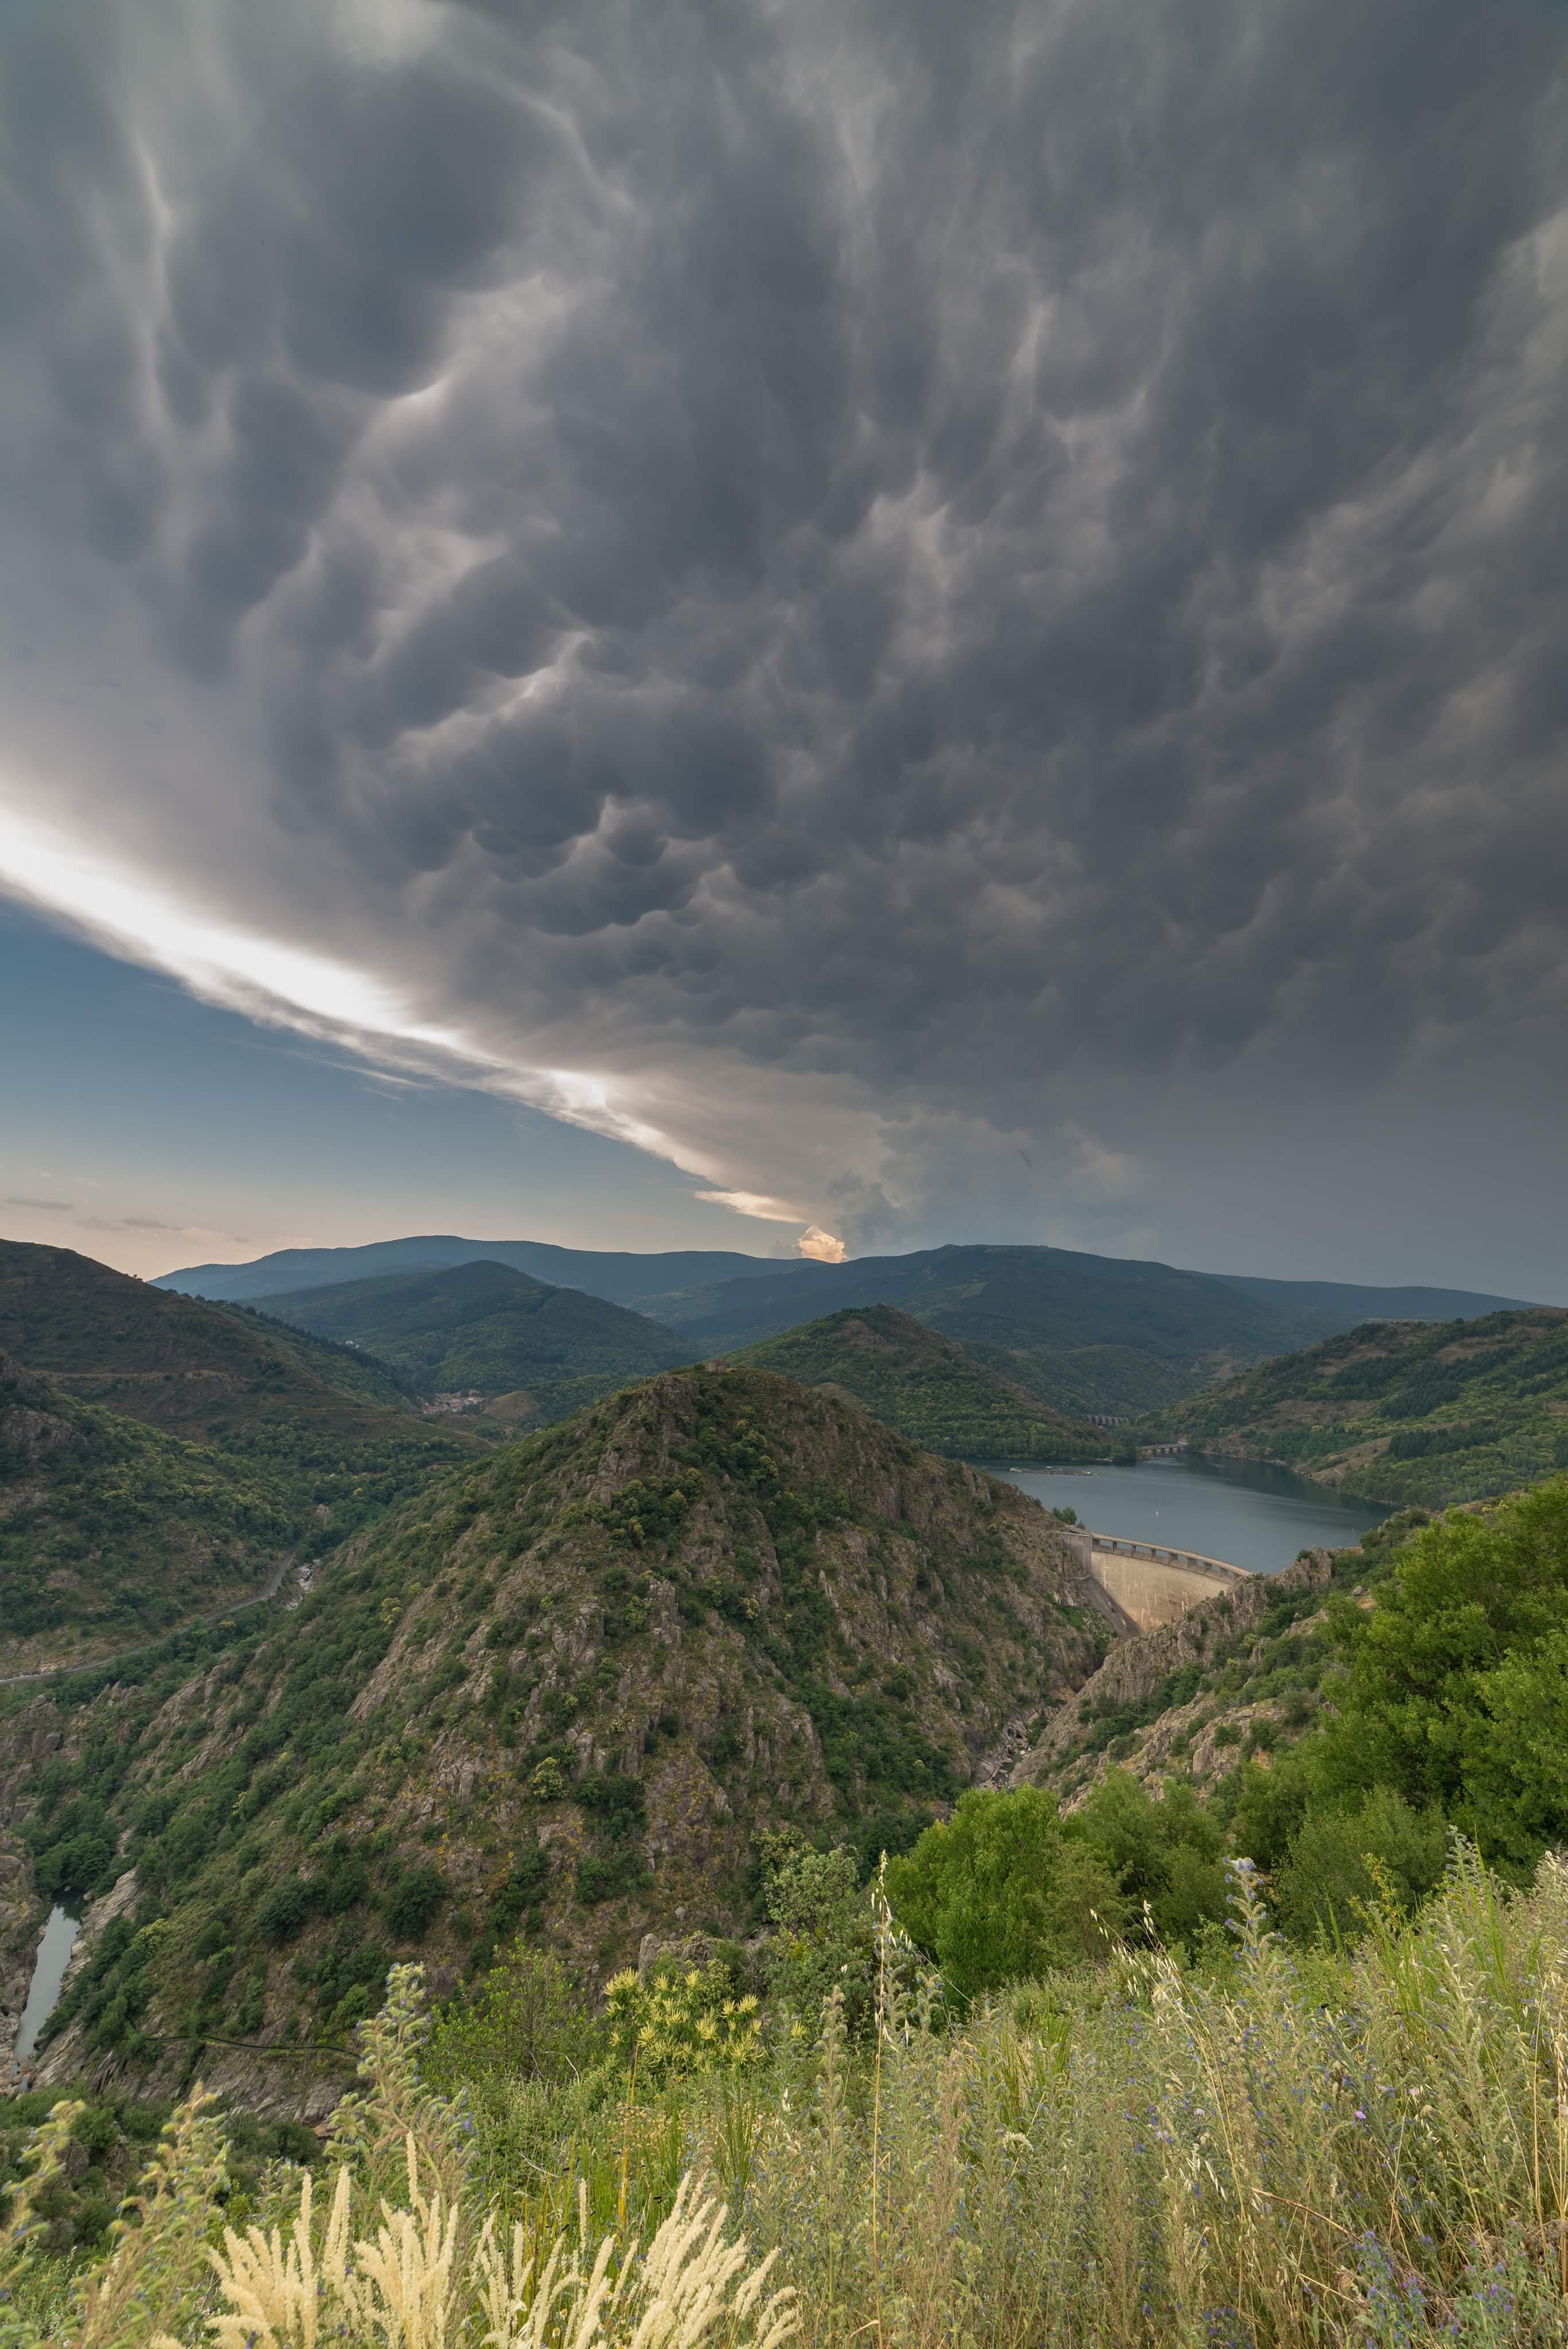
[6, 1852, 1568, 2343]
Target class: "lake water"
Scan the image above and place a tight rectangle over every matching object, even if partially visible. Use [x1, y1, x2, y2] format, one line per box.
[10, 1904, 80, 2076]
[977, 1450, 1387, 1576]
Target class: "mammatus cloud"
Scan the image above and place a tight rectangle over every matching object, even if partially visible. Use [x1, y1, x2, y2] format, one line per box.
[0, 0, 1565, 1253]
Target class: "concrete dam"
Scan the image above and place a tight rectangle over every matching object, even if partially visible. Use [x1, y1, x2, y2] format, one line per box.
[1059, 1523, 1256, 1630]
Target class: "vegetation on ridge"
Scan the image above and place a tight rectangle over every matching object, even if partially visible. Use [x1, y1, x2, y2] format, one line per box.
[0, 1241, 483, 1665]
[264, 1257, 692, 1410]
[724, 1304, 1115, 1460]
[1146, 1305, 1568, 1507]
[0, 1353, 292, 1672]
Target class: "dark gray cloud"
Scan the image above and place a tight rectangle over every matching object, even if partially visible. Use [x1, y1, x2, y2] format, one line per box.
[1, 0, 1565, 1242]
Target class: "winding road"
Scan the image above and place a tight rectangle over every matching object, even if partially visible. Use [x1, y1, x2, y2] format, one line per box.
[0, 1547, 300, 1690]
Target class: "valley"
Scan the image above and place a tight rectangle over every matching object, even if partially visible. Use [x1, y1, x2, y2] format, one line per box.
[2, 1363, 1117, 2106]
[6, 1222, 1568, 2325]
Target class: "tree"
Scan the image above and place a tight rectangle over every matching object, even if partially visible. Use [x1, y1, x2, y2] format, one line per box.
[884, 1786, 1123, 1999]
[1273, 1787, 1446, 1945]
[1073, 1769, 1227, 1946]
[760, 1840, 875, 2031]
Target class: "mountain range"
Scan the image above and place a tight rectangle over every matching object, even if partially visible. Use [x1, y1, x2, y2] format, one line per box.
[0, 1217, 1559, 2110]
[158, 1235, 1531, 1419]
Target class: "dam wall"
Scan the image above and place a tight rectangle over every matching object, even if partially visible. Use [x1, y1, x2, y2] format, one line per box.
[1059, 1524, 1257, 1631]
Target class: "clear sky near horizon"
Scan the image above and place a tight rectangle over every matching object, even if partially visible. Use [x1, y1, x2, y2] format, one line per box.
[2, 2, 1565, 1298]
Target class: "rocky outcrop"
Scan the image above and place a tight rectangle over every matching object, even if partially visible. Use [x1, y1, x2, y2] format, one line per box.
[1011, 1549, 1335, 1788]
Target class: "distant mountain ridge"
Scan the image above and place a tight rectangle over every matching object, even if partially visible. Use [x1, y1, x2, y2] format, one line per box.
[157, 1235, 786, 1307]
[156, 1234, 1531, 1418]
[263, 1259, 692, 1412]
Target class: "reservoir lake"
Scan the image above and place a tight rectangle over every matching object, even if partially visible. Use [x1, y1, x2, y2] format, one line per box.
[977, 1449, 1387, 1577]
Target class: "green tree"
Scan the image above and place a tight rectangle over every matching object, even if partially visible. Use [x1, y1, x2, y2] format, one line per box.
[1073, 1768, 1227, 1946]
[760, 1839, 876, 2032]
[1273, 1786, 1446, 1945]
[1315, 1480, 1568, 1828]
[885, 1786, 1123, 1999]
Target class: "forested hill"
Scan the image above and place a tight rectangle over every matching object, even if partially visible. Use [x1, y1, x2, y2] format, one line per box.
[725, 1306, 1114, 1460]
[0, 1353, 292, 1673]
[0, 1241, 482, 1653]
[6, 1365, 1119, 2101]
[0, 1240, 428, 1447]
[263, 1258, 691, 1412]
[1147, 1306, 1568, 1507]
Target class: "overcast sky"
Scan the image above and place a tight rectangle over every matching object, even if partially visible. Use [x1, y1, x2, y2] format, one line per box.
[2, 0, 1565, 1293]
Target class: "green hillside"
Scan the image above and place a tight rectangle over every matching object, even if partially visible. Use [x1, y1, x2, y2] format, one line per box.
[1148, 1306, 1568, 1506]
[3, 1365, 1116, 2093]
[0, 1242, 482, 1642]
[0, 1352, 293, 1673]
[635, 1242, 1519, 1417]
[726, 1305, 1115, 1460]
[264, 1258, 692, 1408]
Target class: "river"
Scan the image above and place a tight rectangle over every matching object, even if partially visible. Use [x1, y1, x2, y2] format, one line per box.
[9, 1904, 80, 2078]
[978, 1449, 1387, 1575]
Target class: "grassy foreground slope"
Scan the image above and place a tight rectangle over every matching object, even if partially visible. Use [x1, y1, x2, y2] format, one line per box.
[726, 1305, 1115, 1460]
[264, 1258, 691, 1406]
[1149, 1305, 1568, 1507]
[7, 1366, 1116, 2101]
[0, 1354, 294, 1673]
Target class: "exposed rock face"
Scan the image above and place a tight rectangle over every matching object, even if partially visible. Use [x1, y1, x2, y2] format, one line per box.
[1011, 1550, 1336, 1800]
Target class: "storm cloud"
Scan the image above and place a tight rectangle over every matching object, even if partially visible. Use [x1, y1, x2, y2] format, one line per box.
[1, 0, 1565, 1247]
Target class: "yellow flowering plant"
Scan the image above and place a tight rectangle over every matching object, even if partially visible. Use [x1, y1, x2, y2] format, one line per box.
[604, 1964, 763, 2086]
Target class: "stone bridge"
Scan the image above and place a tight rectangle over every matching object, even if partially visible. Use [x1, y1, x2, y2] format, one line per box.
[1059, 1524, 1256, 1631]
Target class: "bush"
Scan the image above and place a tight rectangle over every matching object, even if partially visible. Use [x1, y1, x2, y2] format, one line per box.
[1273, 1788, 1446, 1945]
[381, 1864, 446, 1944]
[255, 1878, 311, 1946]
[575, 1851, 649, 1905]
[604, 1961, 762, 2083]
[760, 1840, 875, 2031]
[428, 1944, 596, 2089]
[886, 1786, 1123, 1998]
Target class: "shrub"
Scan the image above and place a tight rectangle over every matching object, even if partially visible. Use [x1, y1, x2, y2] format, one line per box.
[1273, 1786, 1446, 1944]
[381, 1864, 445, 1944]
[604, 1961, 763, 2084]
[255, 1878, 311, 1946]
[886, 1786, 1123, 1998]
